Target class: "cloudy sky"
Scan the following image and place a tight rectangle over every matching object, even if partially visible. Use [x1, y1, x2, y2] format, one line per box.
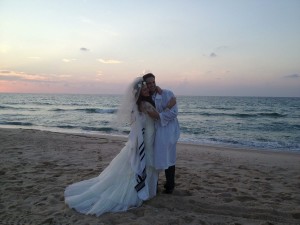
[0, 0, 299, 96]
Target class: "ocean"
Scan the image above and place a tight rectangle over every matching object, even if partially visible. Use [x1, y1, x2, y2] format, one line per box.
[0, 93, 299, 152]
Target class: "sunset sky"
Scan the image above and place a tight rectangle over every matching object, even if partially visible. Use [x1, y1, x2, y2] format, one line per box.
[0, 0, 299, 97]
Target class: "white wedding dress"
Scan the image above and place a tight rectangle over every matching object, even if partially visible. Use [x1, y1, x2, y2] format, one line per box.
[64, 105, 158, 216]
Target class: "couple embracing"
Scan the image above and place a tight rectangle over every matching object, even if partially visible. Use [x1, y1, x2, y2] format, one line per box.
[64, 73, 180, 216]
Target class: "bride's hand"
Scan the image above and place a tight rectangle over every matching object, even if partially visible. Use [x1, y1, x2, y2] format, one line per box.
[147, 110, 159, 120]
[156, 86, 163, 95]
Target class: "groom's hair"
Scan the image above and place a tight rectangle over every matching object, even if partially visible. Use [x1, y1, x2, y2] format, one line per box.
[143, 73, 155, 80]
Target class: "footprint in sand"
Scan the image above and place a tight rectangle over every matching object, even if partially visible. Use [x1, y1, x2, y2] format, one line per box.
[172, 189, 193, 196]
[235, 195, 257, 202]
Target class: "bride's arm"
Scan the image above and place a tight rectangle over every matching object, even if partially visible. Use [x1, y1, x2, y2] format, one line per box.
[147, 108, 159, 120]
[143, 97, 176, 120]
[141, 102, 160, 120]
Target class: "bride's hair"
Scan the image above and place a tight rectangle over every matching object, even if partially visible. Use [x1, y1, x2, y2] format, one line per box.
[133, 79, 147, 104]
[137, 92, 155, 111]
[112, 77, 145, 127]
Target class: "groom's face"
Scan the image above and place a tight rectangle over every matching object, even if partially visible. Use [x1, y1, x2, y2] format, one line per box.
[145, 77, 156, 95]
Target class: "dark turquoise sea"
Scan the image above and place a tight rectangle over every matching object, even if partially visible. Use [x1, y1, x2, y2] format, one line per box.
[0, 93, 299, 152]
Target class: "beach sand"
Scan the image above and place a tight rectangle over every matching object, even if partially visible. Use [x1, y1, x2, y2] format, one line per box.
[0, 128, 299, 225]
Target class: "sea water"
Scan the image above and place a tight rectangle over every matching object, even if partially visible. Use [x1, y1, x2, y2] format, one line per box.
[0, 93, 299, 152]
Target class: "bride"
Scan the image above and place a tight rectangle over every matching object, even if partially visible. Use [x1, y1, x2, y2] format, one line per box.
[64, 77, 176, 216]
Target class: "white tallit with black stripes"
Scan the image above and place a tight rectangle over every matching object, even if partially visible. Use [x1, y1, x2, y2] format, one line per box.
[128, 106, 149, 200]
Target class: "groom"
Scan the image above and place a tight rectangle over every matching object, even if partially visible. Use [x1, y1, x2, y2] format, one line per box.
[143, 73, 180, 194]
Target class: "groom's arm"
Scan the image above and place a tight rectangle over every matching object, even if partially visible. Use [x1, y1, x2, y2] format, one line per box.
[158, 91, 178, 126]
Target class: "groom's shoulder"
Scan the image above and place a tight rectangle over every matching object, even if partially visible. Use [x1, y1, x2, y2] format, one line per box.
[162, 89, 174, 96]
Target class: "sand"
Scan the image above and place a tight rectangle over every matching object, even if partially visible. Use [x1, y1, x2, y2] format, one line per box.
[0, 128, 299, 225]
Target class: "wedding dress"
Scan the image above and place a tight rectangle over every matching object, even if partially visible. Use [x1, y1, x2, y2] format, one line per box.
[64, 102, 158, 216]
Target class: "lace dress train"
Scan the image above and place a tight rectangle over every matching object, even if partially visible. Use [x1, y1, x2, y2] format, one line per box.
[64, 114, 157, 216]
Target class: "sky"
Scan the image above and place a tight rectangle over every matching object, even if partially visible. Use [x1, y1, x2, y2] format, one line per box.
[0, 0, 300, 97]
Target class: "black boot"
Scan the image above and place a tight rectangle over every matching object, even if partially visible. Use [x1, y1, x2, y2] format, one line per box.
[164, 165, 175, 194]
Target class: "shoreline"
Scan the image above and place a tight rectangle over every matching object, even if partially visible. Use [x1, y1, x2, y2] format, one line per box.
[1, 126, 299, 154]
[1, 128, 300, 224]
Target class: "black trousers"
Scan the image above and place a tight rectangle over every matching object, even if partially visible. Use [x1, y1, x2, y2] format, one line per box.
[164, 165, 175, 190]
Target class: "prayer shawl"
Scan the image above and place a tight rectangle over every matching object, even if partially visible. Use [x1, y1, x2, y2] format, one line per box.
[129, 108, 149, 200]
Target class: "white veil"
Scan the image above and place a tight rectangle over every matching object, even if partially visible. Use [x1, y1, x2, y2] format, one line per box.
[112, 77, 145, 128]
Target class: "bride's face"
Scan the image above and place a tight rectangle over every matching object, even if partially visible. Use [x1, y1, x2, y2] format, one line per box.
[140, 85, 150, 97]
